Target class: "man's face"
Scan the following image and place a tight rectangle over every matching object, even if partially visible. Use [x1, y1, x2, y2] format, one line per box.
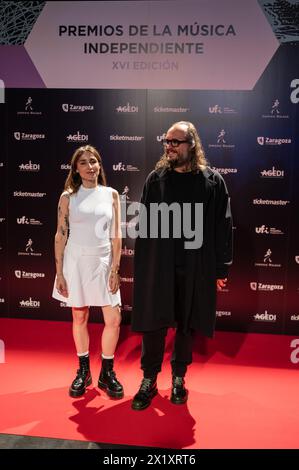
[164, 125, 191, 169]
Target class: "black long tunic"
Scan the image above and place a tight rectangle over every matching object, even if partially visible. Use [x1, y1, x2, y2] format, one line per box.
[131, 166, 233, 337]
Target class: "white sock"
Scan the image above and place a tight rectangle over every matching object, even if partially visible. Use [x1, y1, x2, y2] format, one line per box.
[102, 354, 114, 360]
[77, 351, 89, 357]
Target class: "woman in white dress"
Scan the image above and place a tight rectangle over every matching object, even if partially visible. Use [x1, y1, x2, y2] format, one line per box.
[53, 145, 123, 399]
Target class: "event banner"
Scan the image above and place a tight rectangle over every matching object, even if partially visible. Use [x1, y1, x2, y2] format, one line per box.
[0, 0, 298, 335]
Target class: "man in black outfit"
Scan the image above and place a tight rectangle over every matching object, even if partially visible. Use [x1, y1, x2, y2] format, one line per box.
[131, 121, 233, 410]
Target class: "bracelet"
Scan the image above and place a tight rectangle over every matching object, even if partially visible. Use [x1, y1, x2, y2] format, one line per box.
[110, 269, 119, 274]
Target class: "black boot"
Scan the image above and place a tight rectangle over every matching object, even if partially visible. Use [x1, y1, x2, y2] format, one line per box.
[170, 376, 188, 404]
[98, 357, 124, 399]
[69, 355, 92, 398]
[131, 376, 158, 410]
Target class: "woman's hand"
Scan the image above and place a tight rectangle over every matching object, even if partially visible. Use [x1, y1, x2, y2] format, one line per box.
[109, 270, 120, 294]
[56, 274, 69, 297]
[216, 278, 227, 291]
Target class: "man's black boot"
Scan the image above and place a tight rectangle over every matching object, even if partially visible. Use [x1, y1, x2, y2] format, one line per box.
[170, 376, 188, 404]
[98, 357, 124, 398]
[131, 376, 158, 410]
[69, 355, 92, 398]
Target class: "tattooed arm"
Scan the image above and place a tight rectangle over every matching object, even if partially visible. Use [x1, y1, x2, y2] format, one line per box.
[54, 192, 70, 297]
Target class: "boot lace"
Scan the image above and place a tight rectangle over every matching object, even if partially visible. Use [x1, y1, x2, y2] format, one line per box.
[140, 377, 154, 392]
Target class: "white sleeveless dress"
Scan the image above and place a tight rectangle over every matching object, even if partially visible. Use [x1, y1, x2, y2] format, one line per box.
[52, 184, 121, 308]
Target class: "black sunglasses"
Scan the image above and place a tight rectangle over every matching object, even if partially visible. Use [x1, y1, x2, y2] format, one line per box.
[162, 138, 190, 148]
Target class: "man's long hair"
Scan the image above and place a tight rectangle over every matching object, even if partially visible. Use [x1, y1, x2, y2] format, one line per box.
[155, 121, 208, 172]
[64, 145, 107, 194]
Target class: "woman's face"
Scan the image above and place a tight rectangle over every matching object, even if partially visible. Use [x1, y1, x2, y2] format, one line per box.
[76, 151, 100, 183]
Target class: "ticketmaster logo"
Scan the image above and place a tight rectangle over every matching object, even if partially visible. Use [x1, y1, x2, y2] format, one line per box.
[110, 135, 144, 141]
[253, 198, 289, 206]
[154, 106, 189, 113]
[14, 191, 46, 198]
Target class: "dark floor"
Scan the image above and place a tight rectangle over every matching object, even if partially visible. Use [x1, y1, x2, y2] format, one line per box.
[0, 433, 138, 449]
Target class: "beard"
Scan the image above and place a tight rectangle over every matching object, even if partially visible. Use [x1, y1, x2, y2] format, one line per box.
[166, 151, 191, 169]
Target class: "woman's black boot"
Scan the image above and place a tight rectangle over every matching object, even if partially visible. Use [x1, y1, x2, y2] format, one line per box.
[98, 357, 124, 398]
[69, 355, 92, 398]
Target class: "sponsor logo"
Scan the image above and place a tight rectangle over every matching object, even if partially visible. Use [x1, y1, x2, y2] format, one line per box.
[253, 198, 289, 206]
[254, 248, 282, 268]
[290, 338, 299, 364]
[295, 256, 299, 264]
[17, 97, 42, 116]
[120, 277, 134, 283]
[66, 131, 88, 142]
[14, 132, 45, 141]
[110, 135, 144, 142]
[254, 310, 277, 322]
[262, 99, 289, 119]
[157, 133, 166, 142]
[18, 239, 42, 257]
[290, 79, 299, 104]
[0, 298, 5, 303]
[15, 270, 45, 279]
[257, 136, 291, 145]
[116, 103, 138, 113]
[255, 225, 284, 235]
[120, 185, 130, 200]
[59, 302, 68, 308]
[61, 163, 71, 170]
[19, 161, 40, 172]
[209, 104, 237, 114]
[291, 315, 299, 321]
[208, 129, 235, 149]
[154, 106, 189, 113]
[113, 162, 140, 172]
[121, 246, 135, 257]
[212, 166, 238, 175]
[19, 297, 40, 308]
[250, 282, 283, 291]
[62, 104, 94, 112]
[260, 167, 284, 178]
[13, 191, 46, 198]
[0, 162, 3, 167]
[216, 310, 232, 317]
[0, 217, 5, 223]
[16, 216, 42, 226]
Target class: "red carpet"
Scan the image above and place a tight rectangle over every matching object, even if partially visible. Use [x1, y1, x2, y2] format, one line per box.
[0, 318, 298, 449]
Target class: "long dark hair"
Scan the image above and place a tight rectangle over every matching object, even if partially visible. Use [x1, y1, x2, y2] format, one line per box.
[155, 121, 208, 172]
[64, 145, 107, 194]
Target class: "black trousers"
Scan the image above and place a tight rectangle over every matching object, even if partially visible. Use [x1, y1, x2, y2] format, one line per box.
[141, 265, 194, 378]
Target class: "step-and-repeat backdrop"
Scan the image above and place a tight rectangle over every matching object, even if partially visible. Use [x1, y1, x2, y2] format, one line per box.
[0, 0, 298, 334]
